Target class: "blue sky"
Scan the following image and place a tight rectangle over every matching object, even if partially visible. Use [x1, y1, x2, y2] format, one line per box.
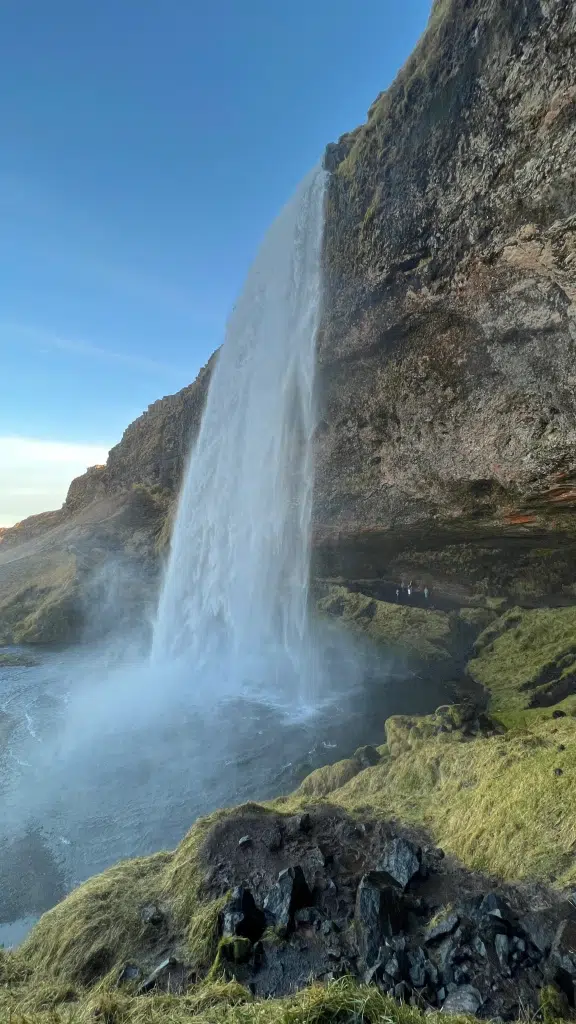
[0, 0, 431, 525]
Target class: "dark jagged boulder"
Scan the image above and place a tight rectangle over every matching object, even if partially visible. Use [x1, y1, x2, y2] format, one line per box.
[221, 886, 266, 942]
[198, 807, 576, 1013]
[441, 984, 483, 1015]
[355, 875, 405, 966]
[408, 946, 433, 988]
[548, 920, 576, 1006]
[353, 745, 382, 769]
[263, 866, 311, 935]
[425, 909, 460, 943]
[478, 892, 516, 924]
[374, 837, 421, 890]
[519, 910, 557, 956]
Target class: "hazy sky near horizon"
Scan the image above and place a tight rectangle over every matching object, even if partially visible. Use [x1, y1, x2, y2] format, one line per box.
[1, 0, 431, 526]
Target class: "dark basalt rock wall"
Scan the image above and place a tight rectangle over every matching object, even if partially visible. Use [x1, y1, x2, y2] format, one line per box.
[314, 0, 576, 596]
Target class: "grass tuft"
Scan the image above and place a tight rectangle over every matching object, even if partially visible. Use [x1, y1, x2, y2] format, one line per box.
[0, 974, 483, 1024]
[296, 759, 362, 798]
[316, 715, 576, 886]
[469, 606, 576, 726]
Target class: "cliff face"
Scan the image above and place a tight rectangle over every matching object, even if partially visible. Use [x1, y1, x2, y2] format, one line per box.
[314, 0, 576, 598]
[102, 355, 216, 495]
[65, 353, 216, 510]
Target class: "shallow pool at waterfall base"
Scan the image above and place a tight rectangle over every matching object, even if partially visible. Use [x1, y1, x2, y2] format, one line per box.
[0, 641, 451, 947]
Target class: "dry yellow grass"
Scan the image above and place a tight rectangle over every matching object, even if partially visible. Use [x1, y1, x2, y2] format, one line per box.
[0, 972, 483, 1024]
[295, 758, 361, 798]
[19, 807, 235, 988]
[3, 714, 576, 1020]
[281, 715, 576, 887]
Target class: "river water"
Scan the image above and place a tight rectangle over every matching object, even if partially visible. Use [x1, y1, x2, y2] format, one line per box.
[0, 636, 450, 947]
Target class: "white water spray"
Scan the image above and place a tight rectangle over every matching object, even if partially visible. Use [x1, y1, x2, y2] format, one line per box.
[152, 167, 327, 700]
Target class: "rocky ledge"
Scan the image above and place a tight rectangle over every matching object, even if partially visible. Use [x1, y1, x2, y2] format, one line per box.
[315, 0, 576, 602]
[188, 809, 576, 1018]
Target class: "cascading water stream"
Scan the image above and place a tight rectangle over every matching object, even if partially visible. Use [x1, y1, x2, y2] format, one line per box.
[152, 167, 327, 702]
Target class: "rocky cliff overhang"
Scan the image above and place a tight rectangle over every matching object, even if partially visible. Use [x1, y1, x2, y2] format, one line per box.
[314, 0, 576, 595]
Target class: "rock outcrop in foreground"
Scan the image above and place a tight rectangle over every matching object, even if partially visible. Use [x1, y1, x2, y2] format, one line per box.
[3, 687, 576, 1023]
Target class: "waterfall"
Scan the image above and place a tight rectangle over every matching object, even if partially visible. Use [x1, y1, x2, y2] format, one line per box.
[152, 167, 327, 701]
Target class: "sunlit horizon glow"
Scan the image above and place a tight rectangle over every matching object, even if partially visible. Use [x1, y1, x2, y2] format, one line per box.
[0, 436, 110, 528]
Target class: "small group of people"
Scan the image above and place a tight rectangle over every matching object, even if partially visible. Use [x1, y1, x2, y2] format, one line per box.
[395, 579, 430, 603]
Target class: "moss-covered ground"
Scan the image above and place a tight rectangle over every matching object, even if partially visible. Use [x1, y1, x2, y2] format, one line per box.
[469, 606, 576, 728]
[18, 808, 232, 988]
[2, 699, 576, 1023]
[317, 585, 466, 663]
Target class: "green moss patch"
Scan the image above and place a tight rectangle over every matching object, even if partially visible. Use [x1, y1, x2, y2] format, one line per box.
[295, 758, 362, 798]
[317, 585, 460, 663]
[384, 704, 502, 758]
[468, 606, 576, 726]
[290, 714, 576, 888]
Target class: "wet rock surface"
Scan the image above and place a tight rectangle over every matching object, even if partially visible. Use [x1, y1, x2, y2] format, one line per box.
[148, 804, 576, 1015]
